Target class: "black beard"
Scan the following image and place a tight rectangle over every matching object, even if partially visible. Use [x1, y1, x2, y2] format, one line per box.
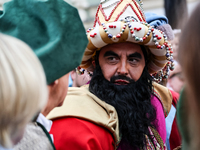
[89, 63, 156, 149]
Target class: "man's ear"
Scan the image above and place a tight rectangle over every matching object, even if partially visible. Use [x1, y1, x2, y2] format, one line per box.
[92, 60, 96, 68]
[48, 79, 59, 95]
[48, 79, 59, 88]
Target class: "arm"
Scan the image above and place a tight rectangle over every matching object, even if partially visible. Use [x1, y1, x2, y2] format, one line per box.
[50, 117, 115, 150]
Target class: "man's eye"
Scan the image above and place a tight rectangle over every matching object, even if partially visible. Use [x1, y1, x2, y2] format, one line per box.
[128, 58, 139, 65]
[106, 57, 119, 64]
[108, 57, 117, 61]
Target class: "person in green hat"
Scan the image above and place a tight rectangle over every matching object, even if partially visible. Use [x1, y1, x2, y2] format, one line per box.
[0, 0, 88, 149]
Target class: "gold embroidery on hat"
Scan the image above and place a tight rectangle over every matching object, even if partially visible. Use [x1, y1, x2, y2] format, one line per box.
[119, 22, 129, 42]
[140, 26, 151, 45]
[87, 34, 97, 50]
[99, 25, 114, 44]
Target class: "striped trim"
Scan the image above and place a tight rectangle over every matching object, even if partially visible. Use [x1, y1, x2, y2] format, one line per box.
[151, 54, 167, 61]
[151, 59, 166, 68]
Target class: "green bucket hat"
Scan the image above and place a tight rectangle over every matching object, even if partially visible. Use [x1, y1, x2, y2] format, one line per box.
[0, 0, 88, 84]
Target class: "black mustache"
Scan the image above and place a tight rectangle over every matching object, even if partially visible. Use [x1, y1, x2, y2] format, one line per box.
[110, 75, 135, 83]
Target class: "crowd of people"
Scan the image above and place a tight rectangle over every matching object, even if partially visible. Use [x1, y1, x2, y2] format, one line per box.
[0, 0, 200, 150]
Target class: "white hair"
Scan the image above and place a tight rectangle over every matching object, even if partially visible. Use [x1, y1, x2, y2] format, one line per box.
[0, 34, 48, 148]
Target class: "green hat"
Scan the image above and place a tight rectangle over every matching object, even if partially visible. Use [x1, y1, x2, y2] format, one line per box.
[0, 0, 88, 84]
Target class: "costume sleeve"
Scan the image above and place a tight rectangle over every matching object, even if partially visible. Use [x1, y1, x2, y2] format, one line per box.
[49, 117, 115, 150]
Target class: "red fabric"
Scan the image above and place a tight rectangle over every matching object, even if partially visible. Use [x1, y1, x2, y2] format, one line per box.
[169, 90, 182, 150]
[49, 117, 115, 150]
[170, 90, 179, 107]
[170, 115, 181, 150]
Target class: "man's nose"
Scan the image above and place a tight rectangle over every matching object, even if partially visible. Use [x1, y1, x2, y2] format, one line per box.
[117, 61, 128, 76]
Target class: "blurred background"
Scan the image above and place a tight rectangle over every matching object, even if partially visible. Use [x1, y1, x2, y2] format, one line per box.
[0, 0, 198, 29]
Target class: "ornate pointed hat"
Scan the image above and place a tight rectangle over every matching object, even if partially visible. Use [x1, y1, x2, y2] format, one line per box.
[80, 0, 174, 81]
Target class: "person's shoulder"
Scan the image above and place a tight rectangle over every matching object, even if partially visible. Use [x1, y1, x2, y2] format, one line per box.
[47, 84, 117, 126]
[46, 84, 96, 120]
[14, 123, 54, 150]
[153, 82, 179, 103]
[153, 82, 172, 100]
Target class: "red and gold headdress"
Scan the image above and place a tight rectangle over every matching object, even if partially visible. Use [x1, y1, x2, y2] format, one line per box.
[80, 0, 174, 81]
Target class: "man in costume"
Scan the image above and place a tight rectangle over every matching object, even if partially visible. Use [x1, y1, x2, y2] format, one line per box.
[48, 0, 181, 149]
[0, 0, 88, 149]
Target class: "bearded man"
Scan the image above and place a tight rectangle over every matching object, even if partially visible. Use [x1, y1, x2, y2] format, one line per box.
[47, 0, 181, 149]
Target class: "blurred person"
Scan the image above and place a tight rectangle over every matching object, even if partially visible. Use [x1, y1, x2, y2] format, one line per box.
[177, 2, 200, 150]
[167, 61, 184, 93]
[71, 67, 92, 87]
[171, 29, 181, 61]
[164, 0, 188, 29]
[0, 0, 88, 149]
[145, 12, 182, 150]
[47, 0, 181, 149]
[0, 34, 48, 149]
[145, 12, 175, 87]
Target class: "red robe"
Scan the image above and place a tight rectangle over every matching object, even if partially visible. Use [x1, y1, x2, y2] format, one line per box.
[169, 90, 181, 150]
[50, 117, 115, 150]
[50, 95, 167, 150]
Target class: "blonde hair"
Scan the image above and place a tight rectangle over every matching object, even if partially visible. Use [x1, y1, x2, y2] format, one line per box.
[0, 34, 48, 148]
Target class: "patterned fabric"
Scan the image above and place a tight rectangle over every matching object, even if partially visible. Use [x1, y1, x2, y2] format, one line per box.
[117, 127, 166, 150]
[147, 127, 166, 150]
[14, 123, 54, 150]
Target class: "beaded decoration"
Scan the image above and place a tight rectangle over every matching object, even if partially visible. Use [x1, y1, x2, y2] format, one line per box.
[83, 0, 175, 82]
[94, 0, 146, 27]
[136, 0, 143, 8]
[86, 17, 174, 82]
[101, 0, 121, 8]
[76, 66, 93, 77]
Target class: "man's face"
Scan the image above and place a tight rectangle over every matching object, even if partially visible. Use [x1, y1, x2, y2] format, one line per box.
[90, 43, 154, 149]
[98, 42, 145, 84]
[168, 63, 184, 93]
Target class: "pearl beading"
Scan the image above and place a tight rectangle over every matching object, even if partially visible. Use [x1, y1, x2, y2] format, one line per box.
[101, 1, 121, 9]
[94, 0, 146, 27]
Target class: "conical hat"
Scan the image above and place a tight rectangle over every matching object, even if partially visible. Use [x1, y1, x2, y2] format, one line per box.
[81, 0, 174, 81]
